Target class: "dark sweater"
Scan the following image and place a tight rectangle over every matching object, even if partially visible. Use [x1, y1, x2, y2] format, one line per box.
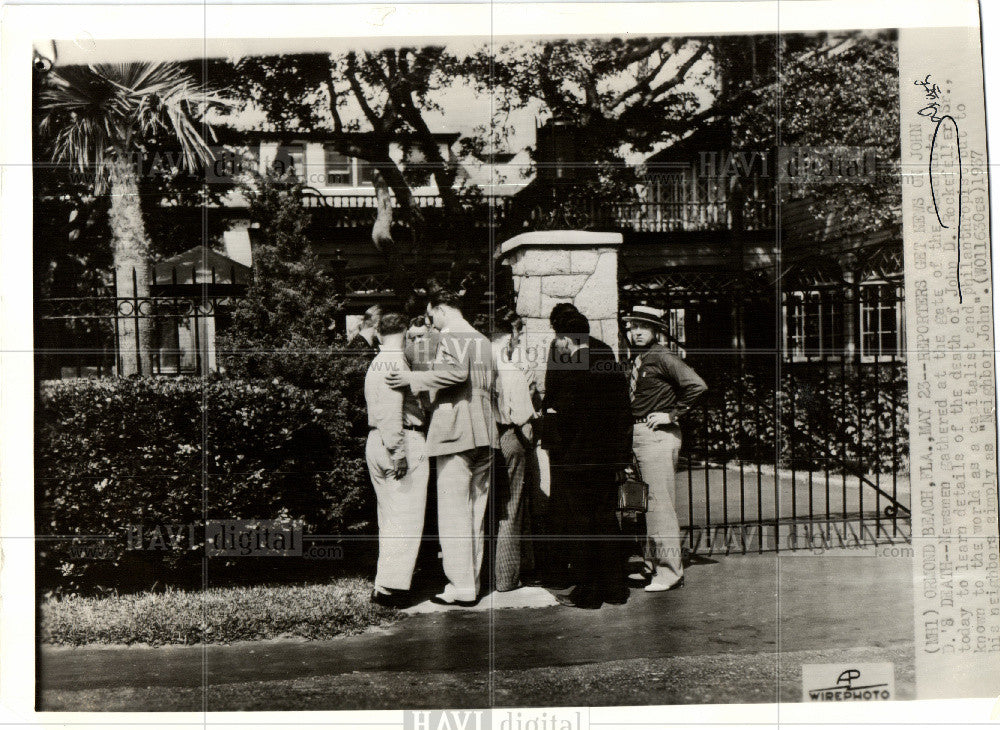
[629, 342, 707, 420]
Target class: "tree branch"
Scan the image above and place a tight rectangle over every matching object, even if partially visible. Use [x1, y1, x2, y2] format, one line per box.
[323, 72, 344, 135]
[647, 44, 709, 100]
[345, 52, 384, 134]
[607, 46, 673, 109]
[537, 43, 564, 113]
[592, 37, 669, 76]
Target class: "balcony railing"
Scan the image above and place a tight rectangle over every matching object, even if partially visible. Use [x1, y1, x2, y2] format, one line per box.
[594, 199, 774, 233]
[299, 190, 774, 234]
[300, 190, 513, 229]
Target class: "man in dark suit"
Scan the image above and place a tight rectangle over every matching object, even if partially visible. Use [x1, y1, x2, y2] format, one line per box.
[542, 306, 633, 608]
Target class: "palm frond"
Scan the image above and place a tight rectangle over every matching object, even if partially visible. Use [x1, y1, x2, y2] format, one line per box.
[37, 60, 233, 190]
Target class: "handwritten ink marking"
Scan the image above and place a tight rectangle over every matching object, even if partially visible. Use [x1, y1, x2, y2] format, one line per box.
[917, 74, 964, 303]
[928, 116, 963, 303]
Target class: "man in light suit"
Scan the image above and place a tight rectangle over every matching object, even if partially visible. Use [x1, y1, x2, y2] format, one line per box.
[364, 312, 429, 608]
[387, 289, 495, 606]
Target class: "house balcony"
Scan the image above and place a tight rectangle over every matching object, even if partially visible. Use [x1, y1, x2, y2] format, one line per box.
[299, 189, 774, 237]
[300, 190, 514, 230]
[593, 198, 775, 233]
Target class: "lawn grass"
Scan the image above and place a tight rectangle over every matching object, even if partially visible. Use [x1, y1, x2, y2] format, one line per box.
[41, 577, 398, 646]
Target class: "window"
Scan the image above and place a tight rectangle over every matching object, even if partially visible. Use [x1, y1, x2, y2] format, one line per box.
[860, 282, 904, 360]
[357, 159, 376, 186]
[784, 290, 843, 361]
[325, 147, 352, 186]
[273, 144, 304, 178]
[660, 308, 687, 358]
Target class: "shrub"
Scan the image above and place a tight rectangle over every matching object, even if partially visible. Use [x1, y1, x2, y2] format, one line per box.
[683, 358, 909, 474]
[35, 376, 370, 591]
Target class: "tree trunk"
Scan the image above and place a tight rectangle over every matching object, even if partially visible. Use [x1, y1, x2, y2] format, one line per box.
[109, 157, 154, 376]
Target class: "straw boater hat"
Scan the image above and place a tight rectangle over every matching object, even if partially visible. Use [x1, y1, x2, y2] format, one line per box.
[622, 305, 670, 331]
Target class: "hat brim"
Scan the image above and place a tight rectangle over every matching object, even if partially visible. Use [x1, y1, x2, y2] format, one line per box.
[623, 314, 670, 330]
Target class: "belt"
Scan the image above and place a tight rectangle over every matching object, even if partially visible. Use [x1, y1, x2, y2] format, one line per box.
[370, 425, 427, 434]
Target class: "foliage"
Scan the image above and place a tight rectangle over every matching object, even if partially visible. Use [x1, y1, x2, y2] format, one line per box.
[206, 48, 479, 277]
[215, 166, 370, 437]
[684, 358, 909, 474]
[37, 62, 226, 194]
[35, 61, 232, 374]
[470, 37, 716, 157]
[219, 167, 343, 349]
[35, 377, 370, 592]
[33, 63, 234, 298]
[734, 31, 902, 237]
[470, 32, 899, 238]
[41, 577, 397, 645]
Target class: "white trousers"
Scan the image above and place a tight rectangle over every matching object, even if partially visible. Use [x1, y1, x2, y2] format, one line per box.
[632, 423, 684, 581]
[366, 429, 429, 591]
[435, 447, 492, 601]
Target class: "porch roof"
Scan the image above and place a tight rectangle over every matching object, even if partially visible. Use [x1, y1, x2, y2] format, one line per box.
[153, 245, 252, 292]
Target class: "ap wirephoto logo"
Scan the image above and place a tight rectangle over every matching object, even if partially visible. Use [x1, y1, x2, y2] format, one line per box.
[802, 664, 895, 702]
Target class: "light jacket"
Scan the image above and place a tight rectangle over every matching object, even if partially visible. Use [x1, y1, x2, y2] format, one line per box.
[408, 320, 497, 457]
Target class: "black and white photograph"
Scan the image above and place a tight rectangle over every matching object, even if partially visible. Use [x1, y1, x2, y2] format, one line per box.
[2, 0, 998, 720]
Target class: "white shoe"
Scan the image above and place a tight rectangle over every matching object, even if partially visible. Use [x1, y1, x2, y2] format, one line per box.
[644, 576, 684, 592]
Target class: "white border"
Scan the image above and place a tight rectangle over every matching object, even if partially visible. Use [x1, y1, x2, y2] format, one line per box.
[1, 0, 995, 725]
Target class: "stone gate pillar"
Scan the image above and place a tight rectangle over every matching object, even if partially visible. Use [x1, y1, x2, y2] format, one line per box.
[496, 230, 623, 393]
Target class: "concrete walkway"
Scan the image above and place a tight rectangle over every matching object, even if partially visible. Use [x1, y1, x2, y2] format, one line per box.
[39, 550, 916, 711]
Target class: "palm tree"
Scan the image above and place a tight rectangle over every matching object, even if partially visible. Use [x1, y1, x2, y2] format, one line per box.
[39, 62, 225, 375]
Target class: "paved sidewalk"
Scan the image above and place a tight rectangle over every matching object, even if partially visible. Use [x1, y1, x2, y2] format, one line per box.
[39, 549, 916, 710]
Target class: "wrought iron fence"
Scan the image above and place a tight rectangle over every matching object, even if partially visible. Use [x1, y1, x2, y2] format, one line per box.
[621, 249, 910, 554]
[36, 267, 245, 379]
[678, 353, 909, 554]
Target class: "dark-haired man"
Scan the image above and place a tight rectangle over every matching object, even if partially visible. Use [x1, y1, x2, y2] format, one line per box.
[364, 312, 428, 608]
[543, 308, 632, 608]
[387, 289, 495, 606]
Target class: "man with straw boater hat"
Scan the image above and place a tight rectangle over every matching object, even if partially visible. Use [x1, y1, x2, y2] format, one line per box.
[624, 305, 707, 592]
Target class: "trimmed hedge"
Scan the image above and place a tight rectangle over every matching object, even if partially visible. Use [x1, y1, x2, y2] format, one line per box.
[36, 373, 370, 591]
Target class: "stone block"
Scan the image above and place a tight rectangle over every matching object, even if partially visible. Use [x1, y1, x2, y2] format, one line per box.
[573, 284, 616, 319]
[516, 276, 542, 318]
[507, 249, 526, 276]
[541, 274, 588, 298]
[572, 251, 618, 319]
[518, 250, 571, 276]
[595, 318, 621, 351]
[569, 250, 600, 274]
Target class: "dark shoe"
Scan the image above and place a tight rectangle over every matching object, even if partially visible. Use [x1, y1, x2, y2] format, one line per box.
[555, 589, 601, 609]
[626, 561, 654, 587]
[626, 573, 651, 588]
[370, 590, 412, 609]
[602, 588, 630, 605]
